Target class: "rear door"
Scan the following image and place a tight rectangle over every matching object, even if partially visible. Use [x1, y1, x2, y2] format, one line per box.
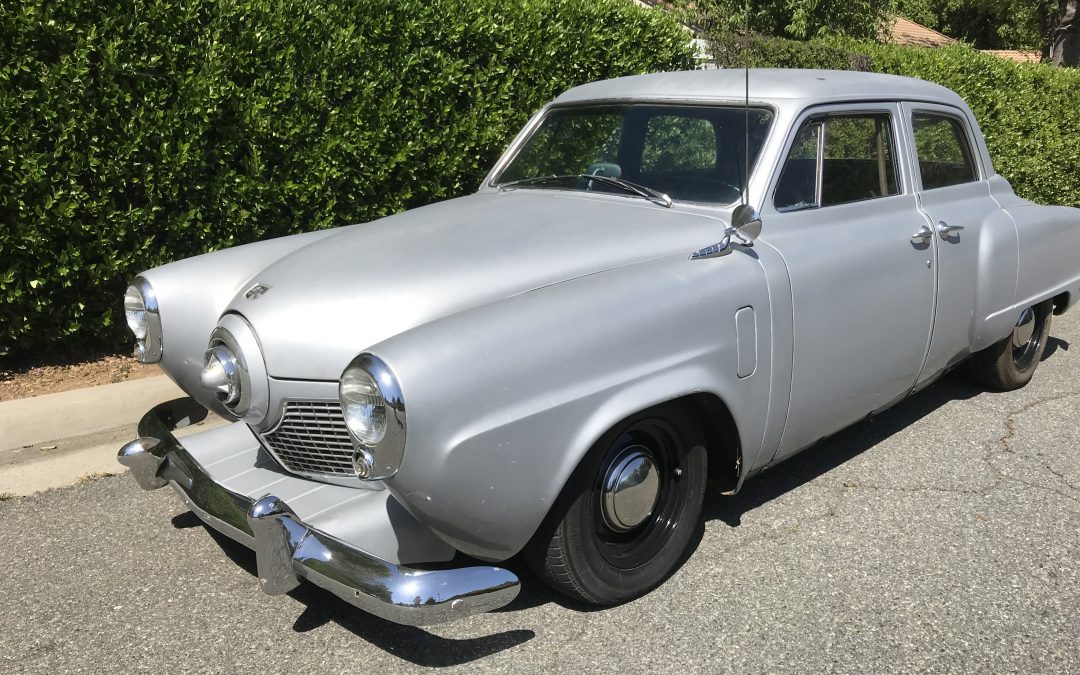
[764, 103, 938, 462]
[902, 103, 999, 386]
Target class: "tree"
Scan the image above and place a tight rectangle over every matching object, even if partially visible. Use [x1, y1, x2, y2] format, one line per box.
[893, 0, 1054, 52]
[1049, 0, 1080, 66]
[669, 0, 892, 41]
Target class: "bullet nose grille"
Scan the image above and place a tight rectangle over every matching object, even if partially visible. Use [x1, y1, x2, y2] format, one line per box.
[260, 401, 355, 477]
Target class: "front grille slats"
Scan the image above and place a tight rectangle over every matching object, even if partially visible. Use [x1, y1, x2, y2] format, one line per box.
[261, 401, 356, 477]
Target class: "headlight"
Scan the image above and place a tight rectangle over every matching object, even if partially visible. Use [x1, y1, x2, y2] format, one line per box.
[339, 353, 406, 480]
[340, 368, 387, 445]
[124, 277, 161, 364]
[123, 286, 149, 339]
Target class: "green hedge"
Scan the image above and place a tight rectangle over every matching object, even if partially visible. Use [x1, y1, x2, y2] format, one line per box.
[0, 0, 695, 358]
[705, 32, 1080, 212]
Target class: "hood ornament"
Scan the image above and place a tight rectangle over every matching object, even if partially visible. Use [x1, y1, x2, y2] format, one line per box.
[245, 283, 271, 300]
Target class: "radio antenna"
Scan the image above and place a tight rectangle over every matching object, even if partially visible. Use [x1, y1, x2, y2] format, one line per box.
[742, 0, 750, 208]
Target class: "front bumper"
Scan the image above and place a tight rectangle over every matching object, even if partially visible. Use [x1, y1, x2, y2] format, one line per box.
[118, 398, 520, 626]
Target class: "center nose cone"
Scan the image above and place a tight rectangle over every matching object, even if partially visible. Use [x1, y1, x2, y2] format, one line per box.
[201, 345, 241, 405]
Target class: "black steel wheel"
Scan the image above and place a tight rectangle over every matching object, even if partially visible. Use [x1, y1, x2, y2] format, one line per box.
[526, 403, 707, 605]
[966, 299, 1053, 391]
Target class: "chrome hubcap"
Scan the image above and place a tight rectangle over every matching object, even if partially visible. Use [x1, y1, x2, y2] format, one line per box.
[1012, 307, 1035, 349]
[600, 446, 660, 532]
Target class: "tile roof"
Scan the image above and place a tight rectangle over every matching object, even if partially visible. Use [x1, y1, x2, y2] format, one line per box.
[887, 16, 956, 47]
[982, 49, 1042, 63]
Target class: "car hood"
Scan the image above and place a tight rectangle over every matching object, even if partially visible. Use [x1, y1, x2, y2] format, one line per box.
[231, 190, 726, 380]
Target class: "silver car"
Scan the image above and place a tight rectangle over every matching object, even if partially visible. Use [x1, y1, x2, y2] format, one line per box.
[118, 69, 1080, 626]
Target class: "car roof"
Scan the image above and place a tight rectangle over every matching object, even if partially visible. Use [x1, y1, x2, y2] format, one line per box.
[552, 69, 967, 109]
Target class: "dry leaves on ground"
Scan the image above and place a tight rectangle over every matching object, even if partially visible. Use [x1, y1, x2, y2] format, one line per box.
[0, 353, 160, 402]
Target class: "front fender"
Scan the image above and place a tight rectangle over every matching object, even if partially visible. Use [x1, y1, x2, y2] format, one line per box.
[375, 250, 773, 561]
[139, 228, 340, 414]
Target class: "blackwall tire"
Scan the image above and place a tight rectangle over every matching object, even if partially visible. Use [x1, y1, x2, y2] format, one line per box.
[966, 300, 1053, 391]
[525, 403, 708, 605]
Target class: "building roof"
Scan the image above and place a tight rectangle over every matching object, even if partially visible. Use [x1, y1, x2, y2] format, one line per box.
[553, 69, 967, 109]
[887, 16, 956, 47]
[888, 17, 1043, 64]
[982, 49, 1042, 63]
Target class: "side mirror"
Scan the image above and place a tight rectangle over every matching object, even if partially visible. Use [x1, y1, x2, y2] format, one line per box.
[731, 204, 763, 244]
[689, 204, 763, 260]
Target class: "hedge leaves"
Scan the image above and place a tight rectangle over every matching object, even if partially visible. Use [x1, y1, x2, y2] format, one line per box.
[0, 0, 695, 357]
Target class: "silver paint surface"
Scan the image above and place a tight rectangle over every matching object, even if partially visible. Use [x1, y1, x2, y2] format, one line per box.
[136, 70, 1080, 563]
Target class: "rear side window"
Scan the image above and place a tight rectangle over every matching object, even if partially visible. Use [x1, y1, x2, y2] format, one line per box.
[912, 113, 978, 190]
[775, 113, 899, 211]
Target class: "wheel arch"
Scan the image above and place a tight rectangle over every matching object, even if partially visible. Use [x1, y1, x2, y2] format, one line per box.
[523, 389, 744, 559]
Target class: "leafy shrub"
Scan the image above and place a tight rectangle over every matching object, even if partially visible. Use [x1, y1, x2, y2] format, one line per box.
[708, 31, 872, 71]
[849, 42, 1080, 212]
[703, 33, 1080, 210]
[0, 0, 695, 357]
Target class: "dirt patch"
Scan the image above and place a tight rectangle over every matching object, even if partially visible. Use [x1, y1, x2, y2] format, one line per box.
[0, 352, 160, 402]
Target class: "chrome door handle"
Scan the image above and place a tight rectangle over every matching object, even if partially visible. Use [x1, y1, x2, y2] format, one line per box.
[936, 220, 964, 238]
[910, 224, 933, 245]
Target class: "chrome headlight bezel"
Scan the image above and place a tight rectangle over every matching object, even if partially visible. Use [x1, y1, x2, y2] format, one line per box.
[201, 314, 270, 423]
[339, 353, 406, 480]
[124, 276, 162, 364]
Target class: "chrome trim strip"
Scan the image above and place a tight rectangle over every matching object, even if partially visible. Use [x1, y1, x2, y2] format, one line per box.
[117, 398, 520, 626]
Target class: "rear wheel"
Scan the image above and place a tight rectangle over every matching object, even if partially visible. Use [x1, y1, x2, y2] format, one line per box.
[526, 404, 707, 605]
[966, 300, 1053, 391]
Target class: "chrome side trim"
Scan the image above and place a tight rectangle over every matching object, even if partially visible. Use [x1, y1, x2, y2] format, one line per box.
[118, 398, 520, 626]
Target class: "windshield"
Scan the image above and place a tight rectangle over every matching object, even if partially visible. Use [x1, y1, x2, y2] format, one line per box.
[494, 104, 773, 205]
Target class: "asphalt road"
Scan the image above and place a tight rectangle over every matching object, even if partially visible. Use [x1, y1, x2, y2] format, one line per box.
[3, 312, 1079, 674]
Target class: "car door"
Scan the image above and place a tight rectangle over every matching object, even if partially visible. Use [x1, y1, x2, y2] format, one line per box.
[764, 103, 937, 463]
[901, 103, 1000, 386]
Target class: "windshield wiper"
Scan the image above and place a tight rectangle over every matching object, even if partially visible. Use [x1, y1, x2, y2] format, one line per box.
[583, 174, 672, 208]
[498, 173, 673, 208]
[497, 175, 581, 191]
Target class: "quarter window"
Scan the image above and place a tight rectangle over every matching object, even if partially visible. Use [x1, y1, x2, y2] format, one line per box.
[912, 113, 978, 190]
[775, 113, 900, 211]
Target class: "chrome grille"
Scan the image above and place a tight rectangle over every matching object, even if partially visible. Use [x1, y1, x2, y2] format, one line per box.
[261, 401, 355, 476]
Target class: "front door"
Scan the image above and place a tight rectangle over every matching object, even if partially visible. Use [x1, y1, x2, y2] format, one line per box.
[765, 103, 938, 462]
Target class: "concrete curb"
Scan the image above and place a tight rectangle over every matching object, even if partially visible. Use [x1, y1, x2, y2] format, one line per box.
[0, 375, 233, 496]
[0, 418, 223, 496]
[0, 375, 185, 450]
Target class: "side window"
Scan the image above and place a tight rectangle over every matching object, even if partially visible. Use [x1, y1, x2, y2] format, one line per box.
[912, 113, 978, 190]
[640, 115, 717, 173]
[774, 122, 820, 210]
[775, 113, 900, 211]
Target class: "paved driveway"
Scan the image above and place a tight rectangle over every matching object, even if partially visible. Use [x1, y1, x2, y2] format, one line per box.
[3, 312, 1079, 673]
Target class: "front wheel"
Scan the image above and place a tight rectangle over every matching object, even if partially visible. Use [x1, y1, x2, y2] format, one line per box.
[526, 404, 707, 605]
[966, 300, 1053, 391]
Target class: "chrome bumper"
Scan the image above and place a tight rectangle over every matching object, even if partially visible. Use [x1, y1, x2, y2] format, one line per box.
[118, 398, 520, 626]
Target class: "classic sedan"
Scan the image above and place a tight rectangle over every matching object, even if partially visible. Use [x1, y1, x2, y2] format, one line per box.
[119, 69, 1080, 625]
